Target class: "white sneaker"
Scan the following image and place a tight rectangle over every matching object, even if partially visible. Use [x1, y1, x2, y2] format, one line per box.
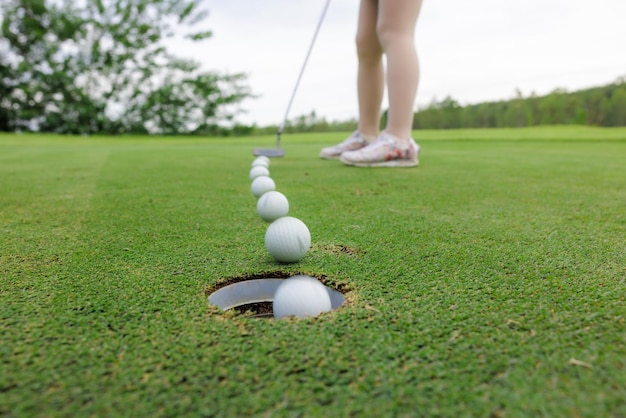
[340, 132, 420, 168]
[320, 131, 369, 160]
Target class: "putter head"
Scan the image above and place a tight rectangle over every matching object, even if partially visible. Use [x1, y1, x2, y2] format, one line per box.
[253, 148, 285, 158]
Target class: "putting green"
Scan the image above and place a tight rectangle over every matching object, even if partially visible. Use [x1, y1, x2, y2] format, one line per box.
[1, 127, 625, 416]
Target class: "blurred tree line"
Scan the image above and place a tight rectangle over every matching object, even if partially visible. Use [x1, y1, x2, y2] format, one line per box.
[251, 111, 358, 136]
[249, 78, 626, 136]
[0, 0, 251, 135]
[412, 78, 626, 129]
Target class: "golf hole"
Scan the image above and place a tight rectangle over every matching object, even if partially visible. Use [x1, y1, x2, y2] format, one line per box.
[206, 272, 348, 318]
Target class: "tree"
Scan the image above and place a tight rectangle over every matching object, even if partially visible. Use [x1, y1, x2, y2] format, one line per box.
[583, 88, 606, 126]
[503, 89, 527, 128]
[0, 0, 251, 134]
[609, 81, 626, 126]
[0, 54, 17, 132]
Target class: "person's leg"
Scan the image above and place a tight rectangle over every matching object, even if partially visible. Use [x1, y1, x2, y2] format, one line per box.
[377, 0, 422, 141]
[355, 0, 384, 140]
[319, 0, 382, 160]
[340, 0, 422, 167]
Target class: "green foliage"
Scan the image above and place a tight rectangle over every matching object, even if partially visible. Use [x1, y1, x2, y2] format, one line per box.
[414, 77, 626, 129]
[251, 79, 626, 136]
[0, 0, 251, 135]
[252, 110, 359, 136]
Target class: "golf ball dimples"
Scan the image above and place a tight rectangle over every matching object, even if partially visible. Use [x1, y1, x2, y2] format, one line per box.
[252, 157, 270, 168]
[257, 191, 289, 222]
[273, 275, 331, 319]
[265, 216, 310, 262]
[250, 165, 269, 180]
[251, 176, 276, 198]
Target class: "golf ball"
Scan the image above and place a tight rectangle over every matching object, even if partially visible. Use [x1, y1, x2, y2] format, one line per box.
[250, 165, 270, 180]
[251, 176, 276, 198]
[273, 275, 331, 319]
[257, 191, 289, 222]
[255, 155, 270, 165]
[265, 216, 310, 262]
[252, 158, 270, 168]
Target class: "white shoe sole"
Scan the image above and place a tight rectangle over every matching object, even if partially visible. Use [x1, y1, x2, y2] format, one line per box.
[339, 156, 419, 167]
[340, 146, 420, 168]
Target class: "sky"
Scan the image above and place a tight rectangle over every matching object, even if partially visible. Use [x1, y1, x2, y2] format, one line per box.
[169, 0, 626, 127]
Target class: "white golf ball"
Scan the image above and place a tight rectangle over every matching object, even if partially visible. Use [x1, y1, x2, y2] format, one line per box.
[251, 176, 276, 198]
[250, 165, 270, 180]
[255, 155, 270, 165]
[257, 191, 289, 222]
[252, 158, 270, 168]
[265, 216, 311, 263]
[273, 275, 331, 319]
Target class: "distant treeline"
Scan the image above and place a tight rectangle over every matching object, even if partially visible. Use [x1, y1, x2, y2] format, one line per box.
[413, 77, 626, 129]
[248, 111, 358, 136]
[250, 77, 626, 136]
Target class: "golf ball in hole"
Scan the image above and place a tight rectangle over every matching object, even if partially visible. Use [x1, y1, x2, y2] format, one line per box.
[251, 176, 276, 198]
[273, 275, 331, 319]
[257, 191, 289, 222]
[265, 216, 311, 262]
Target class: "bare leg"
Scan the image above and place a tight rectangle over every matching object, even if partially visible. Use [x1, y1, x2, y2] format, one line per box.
[377, 0, 422, 141]
[322, 0, 422, 164]
[355, 0, 384, 140]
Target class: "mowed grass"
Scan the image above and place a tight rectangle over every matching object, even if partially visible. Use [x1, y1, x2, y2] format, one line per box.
[1, 126, 625, 417]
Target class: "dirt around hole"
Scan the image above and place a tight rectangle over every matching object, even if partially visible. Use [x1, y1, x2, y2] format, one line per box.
[206, 271, 352, 318]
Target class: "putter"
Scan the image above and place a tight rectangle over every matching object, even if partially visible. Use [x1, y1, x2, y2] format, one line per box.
[254, 0, 332, 158]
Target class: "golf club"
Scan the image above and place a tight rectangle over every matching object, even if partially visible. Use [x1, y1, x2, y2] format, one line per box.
[254, 0, 332, 158]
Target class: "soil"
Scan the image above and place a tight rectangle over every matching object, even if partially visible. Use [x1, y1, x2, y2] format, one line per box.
[232, 301, 274, 318]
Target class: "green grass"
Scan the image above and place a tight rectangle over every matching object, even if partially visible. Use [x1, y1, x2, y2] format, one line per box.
[1, 126, 625, 417]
